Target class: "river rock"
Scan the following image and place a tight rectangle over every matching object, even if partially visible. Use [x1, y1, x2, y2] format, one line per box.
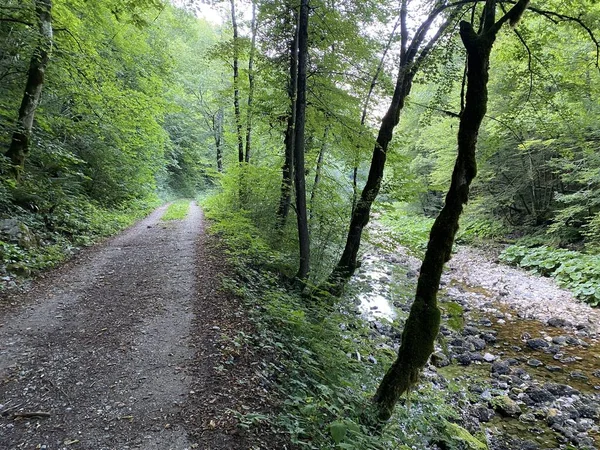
[431, 352, 450, 368]
[547, 317, 569, 328]
[544, 383, 580, 397]
[569, 371, 588, 381]
[526, 338, 549, 350]
[481, 332, 497, 343]
[491, 360, 511, 375]
[483, 352, 496, 362]
[493, 395, 521, 417]
[456, 353, 473, 366]
[471, 405, 495, 423]
[527, 358, 543, 367]
[552, 335, 568, 345]
[525, 386, 557, 404]
[546, 365, 563, 372]
[468, 336, 487, 351]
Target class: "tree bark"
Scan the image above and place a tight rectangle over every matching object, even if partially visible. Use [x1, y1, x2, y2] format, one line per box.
[214, 108, 224, 173]
[244, 0, 257, 164]
[276, 9, 299, 230]
[352, 18, 400, 213]
[294, 0, 310, 281]
[309, 126, 329, 222]
[372, 0, 530, 424]
[230, 0, 244, 164]
[5, 0, 53, 177]
[324, 1, 453, 293]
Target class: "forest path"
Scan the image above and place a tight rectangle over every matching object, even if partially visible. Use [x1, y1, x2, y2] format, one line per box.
[0, 202, 266, 450]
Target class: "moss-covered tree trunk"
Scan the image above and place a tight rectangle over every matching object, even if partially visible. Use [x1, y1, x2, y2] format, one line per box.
[372, 0, 530, 423]
[5, 0, 53, 177]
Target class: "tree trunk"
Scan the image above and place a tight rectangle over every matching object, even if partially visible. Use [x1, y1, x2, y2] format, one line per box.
[309, 126, 329, 222]
[275, 9, 299, 230]
[214, 108, 223, 173]
[352, 18, 400, 213]
[5, 0, 53, 177]
[372, 0, 530, 424]
[244, 0, 257, 163]
[294, 0, 310, 281]
[230, 0, 244, 164]
[323, 0, 454, 294]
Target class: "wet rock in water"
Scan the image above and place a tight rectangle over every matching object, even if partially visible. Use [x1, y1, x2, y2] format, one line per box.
[493, 395, 522, 417]
[491, 360, 512, 375]
[569, 370, 588, 381]
[525, 386, 557, 404]
[546, 365, 563, 372]
[483, 352, 496, 362]
[527, 358, 543, 368]
[552, 335, 568, 345]
[526, 338, 549, 350]
[471, 405, 495, 423]
[547, 317, 569, 328]
[544, 383, 580, 397]
[431, 352, 450, 368]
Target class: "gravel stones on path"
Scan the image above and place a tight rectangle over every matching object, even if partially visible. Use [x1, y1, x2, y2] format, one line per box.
[0, 203, 280, 450]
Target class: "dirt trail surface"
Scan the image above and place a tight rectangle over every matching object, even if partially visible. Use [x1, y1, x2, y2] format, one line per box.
[0, 202, 275, 450]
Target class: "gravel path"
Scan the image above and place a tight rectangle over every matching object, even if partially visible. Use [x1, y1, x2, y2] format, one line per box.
[0, 202, 278, 450]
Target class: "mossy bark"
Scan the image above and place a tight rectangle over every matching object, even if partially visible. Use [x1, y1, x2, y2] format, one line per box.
[372, 0, 530, 424]
[5, 0, 53, 177]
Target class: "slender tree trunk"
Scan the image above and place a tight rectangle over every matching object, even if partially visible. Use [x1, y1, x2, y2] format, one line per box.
[352, 18, 400, 213]
[5, 0, 53, 178]
[245, 0, 257, 163]
[214, 108, 224, 173]
[323, 1, 455, 293]
[275, 9, 299, 230]
[309, 126, 329, 222]
[372, 0, 530, 424]
[230, 0, 244, 164]
[294, 0, 310, 281]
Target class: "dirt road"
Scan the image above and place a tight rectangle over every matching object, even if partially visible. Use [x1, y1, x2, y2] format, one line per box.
[0, 202, 271, 450]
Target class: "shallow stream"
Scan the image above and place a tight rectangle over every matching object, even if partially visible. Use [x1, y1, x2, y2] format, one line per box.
[347, 246, 600, 449]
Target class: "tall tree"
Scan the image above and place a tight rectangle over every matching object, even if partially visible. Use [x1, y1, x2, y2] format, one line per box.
[275, 7, 299, 229]
[372, 0, 531, 424]
[294, 0, 310, 281]
[5, 0, 53, 177]
[323, 0, 458, 292]
[230, 0, 244, 164]
[245, 0, 257, 163]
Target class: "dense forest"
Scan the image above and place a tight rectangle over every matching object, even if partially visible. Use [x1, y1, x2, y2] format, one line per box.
[1, 0, 600, 449]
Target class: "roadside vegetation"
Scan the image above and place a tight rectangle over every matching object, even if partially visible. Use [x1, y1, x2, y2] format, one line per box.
[2, 0, 599, 448]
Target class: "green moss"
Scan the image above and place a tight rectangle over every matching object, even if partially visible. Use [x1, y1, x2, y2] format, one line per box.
[442, 301, 465, 331]
[443, 421, 488, 450]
